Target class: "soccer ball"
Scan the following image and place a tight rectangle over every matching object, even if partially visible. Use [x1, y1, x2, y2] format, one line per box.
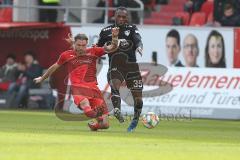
[142, 112, 159, 129]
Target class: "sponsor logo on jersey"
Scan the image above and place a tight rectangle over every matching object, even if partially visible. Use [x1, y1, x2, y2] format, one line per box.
[124, 30, 130, 36]
[112, 67, 117, 71]
[118, 39, 133, 51]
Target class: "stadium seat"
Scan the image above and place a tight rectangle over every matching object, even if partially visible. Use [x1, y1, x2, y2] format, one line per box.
[145, 0, 156, 11]
[189, 12, 206, 26]
[108, 0, 114, 18]
[151, 12, 176, 21]
[0, 8, 13, 22]
[169, 0, 186, 5]
[160, 6, 183, 12]
[174, 12, 190, 25]
[144, 17, 172, 25]
[28, 79, 56, 109]
[207, 12, 213, 23]
[145, 0, 186, 26]
[200, 1, 214, 17]
[0, 82, 10, 91]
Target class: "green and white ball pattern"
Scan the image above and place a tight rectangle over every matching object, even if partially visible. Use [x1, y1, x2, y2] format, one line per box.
[142, 112, 159, 129]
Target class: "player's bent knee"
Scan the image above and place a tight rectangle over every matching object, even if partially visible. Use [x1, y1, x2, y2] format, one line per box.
[101, 122, 110, 129]
[79, 98, 90, 108]
[135, 99, 143, 109]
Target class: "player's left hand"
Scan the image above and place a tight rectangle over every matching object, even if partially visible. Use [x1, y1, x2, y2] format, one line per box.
[112, 27, 119, 37]
[136, 47, 143, 57]
[92, 44, 97, 47]
[34, 76, 43, 84]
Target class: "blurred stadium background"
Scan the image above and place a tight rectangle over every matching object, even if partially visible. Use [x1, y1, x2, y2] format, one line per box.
[0, 0, 240, 159]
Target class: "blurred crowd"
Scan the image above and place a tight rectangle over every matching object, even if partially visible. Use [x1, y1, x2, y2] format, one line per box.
[0, 51, 43, 108]
[93, 0, 145, 24]
[213, 0, 240, 26]
[93, 0, 168, 24]
[184, 0, 240, 26]
[92, 0, 240, 27]
[1, 0, 240, 27]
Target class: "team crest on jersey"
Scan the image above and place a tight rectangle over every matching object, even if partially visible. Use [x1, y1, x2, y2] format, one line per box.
[124, 30, 130, 36]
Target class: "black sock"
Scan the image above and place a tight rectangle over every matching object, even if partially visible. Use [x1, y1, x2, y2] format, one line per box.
[111, 95, 121, 110]
[133, 100, 143, 121]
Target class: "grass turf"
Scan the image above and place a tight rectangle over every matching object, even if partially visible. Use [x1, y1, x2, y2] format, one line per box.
[0, 110, 240, 160]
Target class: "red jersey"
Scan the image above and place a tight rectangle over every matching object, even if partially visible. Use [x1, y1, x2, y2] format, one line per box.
[56, 47, 105, 86]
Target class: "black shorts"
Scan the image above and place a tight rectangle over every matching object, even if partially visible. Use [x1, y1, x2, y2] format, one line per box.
[107, 66, 143, 91]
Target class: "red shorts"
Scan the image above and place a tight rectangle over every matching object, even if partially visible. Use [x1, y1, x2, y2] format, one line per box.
[71, 83, 108, 114]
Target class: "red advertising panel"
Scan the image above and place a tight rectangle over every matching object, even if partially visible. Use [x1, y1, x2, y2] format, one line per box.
[234, 28, 240, 68]
[0, 22, 71, 68]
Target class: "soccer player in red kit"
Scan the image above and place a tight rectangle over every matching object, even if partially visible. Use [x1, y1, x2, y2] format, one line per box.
[34, 27, 119, 131]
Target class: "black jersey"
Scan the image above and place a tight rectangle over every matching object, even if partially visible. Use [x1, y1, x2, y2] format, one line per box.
[97, 24, 143, 63]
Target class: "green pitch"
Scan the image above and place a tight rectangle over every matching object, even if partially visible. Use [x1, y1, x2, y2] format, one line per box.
[0, 110, 240, 160]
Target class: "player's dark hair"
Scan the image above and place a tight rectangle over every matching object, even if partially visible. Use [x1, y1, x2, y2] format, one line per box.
[6, 53, 16, 60]
[74, 34, 88, 41]
[114, 6, 129, 25]
[24, 50, 35, 60]
[166, 29, 180, 46]
[224, 3, 234, 12]
[205, 30, 226, 68]
[115, 6, 128, 15]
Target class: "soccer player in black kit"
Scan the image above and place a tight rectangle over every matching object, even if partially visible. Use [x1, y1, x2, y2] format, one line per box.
[97, 7, 143, 132]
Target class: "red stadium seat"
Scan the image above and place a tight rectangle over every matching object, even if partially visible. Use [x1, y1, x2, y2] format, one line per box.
[207, 12, 213, 23]
[108, 0, 114, 18]
[151, 12, 176, 19]
[200, 1, 214, 17]
[175, 12, 190, 25]
[170, 0, 187, 5]
[145, 0, 156, 11]
[160, 6, 183, 12]
[144, 17, 172, 25]
[0, 8, 13, 22]
[0, 82, 10, 91]
[189, 12, 206, 26]
[145, 0, 186, 26]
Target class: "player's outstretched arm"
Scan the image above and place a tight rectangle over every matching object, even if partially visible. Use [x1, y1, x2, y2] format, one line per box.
[104, 27, 119, 53]
[132, 25, 143, 57]
[34, 63, 60, 84]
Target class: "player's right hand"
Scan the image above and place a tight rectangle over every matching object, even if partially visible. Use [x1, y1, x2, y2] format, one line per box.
[112, 27, 119, 37]
[92, 44, 97, 47]
[34, 76, 43, 84]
